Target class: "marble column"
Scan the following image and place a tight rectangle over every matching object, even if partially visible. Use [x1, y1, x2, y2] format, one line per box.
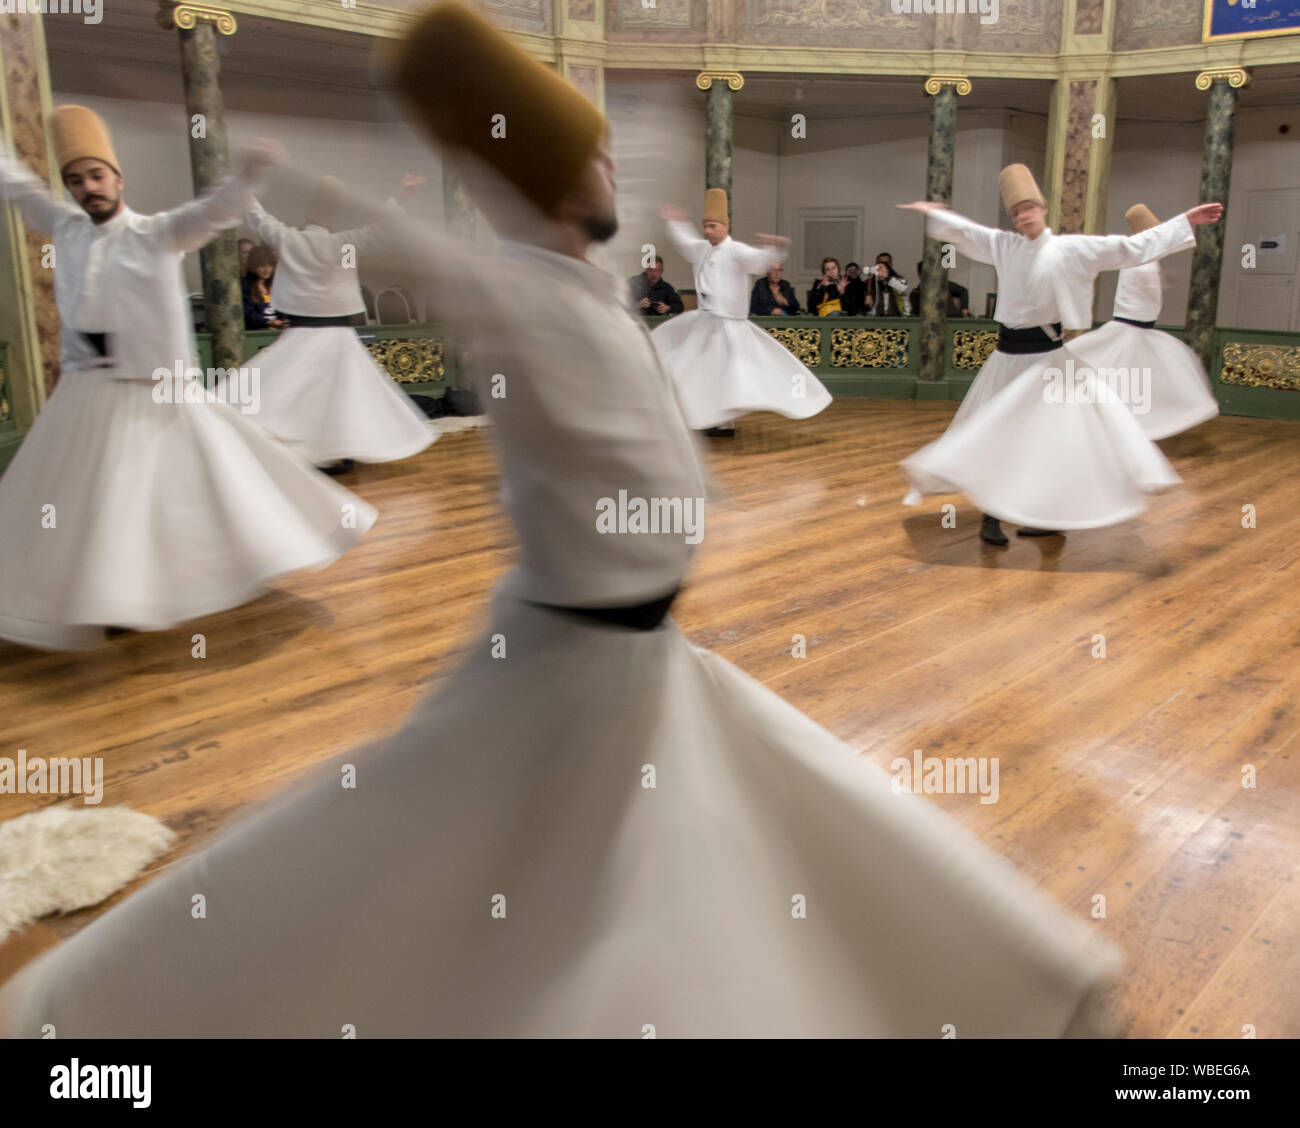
[919, 76, 969, 383]
[158, 2, 242, 373]
[0, 7, 61, 427]
[1043, 74, 1116, 236]
[1185, 69, 1247, 370]
[696, 72, 743, 226]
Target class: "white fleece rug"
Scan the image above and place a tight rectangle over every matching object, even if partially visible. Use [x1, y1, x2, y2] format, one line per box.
[0, 807, 175, 943]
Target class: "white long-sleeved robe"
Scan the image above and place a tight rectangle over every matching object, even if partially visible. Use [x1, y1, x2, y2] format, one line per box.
[229, 199, 432, 464]
[900, 209, 1198, 528]
[1066, 260, 1219, 439]
[0, 199, 1123, 1037]
[650, 221, 832, 428]
[0, 149, 375, 649]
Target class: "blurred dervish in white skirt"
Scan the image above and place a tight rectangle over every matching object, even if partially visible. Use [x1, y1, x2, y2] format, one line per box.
[0, 107, 375, 651]
[1067, 203, 1219, 441]
[898, 165, 1222, 546]
[651, 193, 832, 435]
[231, 173, 435, 472]
[2, 3, 1122, 1037]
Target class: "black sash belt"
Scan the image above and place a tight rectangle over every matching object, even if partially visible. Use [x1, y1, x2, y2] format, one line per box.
[278, 312, 365, 328]
[80, 331, 108, 357]
[996, 322, 1063, 355]
[1114, 316, 1156, 329]
[533, 587, 680, 631]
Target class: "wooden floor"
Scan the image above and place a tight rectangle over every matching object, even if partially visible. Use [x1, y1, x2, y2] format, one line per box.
[2, 399, 1298, 1037]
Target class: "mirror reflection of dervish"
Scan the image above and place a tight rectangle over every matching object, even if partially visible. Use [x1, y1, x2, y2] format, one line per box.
[1067, 204, 1219, 441]
[651, 191, 832, 435]
[227, 175, 435, 472]
[897, 165, 1222, 546]
[2, 3, 1121, 1037]
[0, 108, 376, 651]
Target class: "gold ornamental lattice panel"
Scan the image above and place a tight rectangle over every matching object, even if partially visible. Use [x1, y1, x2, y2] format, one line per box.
[1219, 342, 1300, 391]
[830, 327, 909, 368]
[765, 327, 821, 367]
[365, 337, 445, 383]
[951, 330, 998, 370]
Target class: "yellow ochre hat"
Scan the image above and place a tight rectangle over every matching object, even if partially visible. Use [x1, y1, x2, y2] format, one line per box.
[703, 188, 728, 226]
[1125, 203, 1159, 234]
[998, 163, 1045, 214]
[382, 1, 607, 216]
[50, 105, 120, 177]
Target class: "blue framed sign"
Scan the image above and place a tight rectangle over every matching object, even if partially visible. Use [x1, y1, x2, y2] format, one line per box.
[1205, 0, 1300, 41]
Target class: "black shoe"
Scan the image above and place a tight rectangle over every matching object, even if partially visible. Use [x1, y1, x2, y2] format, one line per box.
[104, 626, 134, 637]
[702, 426, 735, 437]
[1016, 527, 1063, 538]
[980, 515, 1009, 546]
[319, 458, 356, 476]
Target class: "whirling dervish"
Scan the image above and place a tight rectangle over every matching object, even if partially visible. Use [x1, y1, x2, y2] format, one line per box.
[0, 108, 376, 651]
[231, 173, 435, 473]
[3, 3, 1121, 1038]
[898, 164, 1222, 545]
[651, 193, 832, 435]
[1067, 204, 1219, 440]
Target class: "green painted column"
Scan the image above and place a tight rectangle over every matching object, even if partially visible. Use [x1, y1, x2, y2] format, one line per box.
[161, 3, 243, 372]
[919, 76, 968, 383]
[1185, 69, 1246, 370]
[697, 72, 743, 223]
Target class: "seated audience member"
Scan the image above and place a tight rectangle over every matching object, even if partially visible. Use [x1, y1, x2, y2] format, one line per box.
[808, 257, 864, 316]
[750, 264, 801, 316]
[238, 237, 255, 275]
[242, 244, 287, 330]
[910, 260, 971, 318]
[843, 263, 871, 315]
[628, 256, 684, 317]
[867, 252, 910, 316]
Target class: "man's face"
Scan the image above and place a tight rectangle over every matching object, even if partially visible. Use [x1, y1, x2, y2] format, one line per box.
[767, 266, 782, 283]
[845, 264, 860, 280]
[646, 262, 663, 284]
[1010, 200, 1047, 239]
[559, 147, 619, 244]
[876, 254, 892, 272]
[63, 158, 122, 223]
[703, 220, 728, 246]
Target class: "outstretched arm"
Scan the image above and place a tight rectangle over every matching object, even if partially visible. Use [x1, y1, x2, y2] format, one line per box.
[0, 144, 79, 234]
[1063, 204, 1221, 275]
[331, 176, 424, 256]
[245, 198, 290, 252]
[897, 201, 1007, 267]
[731, 233, 788, 275]
[660, 206, 709, 265]
[157, 138, 285, 254]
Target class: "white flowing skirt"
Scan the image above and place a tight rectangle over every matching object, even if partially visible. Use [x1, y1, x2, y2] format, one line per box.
[236, 327, 434, 464]
[1, 590, 1119, 1036]
[0, 369, 377, 651]
[652, 311, 832, 429]
[1067, 321, 1219, 440]
[902, 345, 1182, 529]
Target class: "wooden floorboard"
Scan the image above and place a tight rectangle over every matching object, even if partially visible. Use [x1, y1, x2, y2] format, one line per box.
[1, 398, 1297, 1036]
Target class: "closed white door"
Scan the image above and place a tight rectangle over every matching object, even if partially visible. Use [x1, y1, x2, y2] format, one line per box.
[1234, 188, 1300, 330]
